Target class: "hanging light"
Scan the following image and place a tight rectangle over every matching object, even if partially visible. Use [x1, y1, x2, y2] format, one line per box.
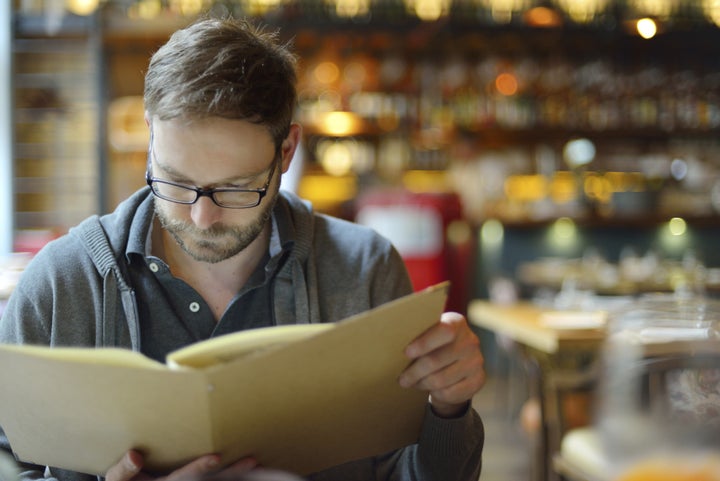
[636, 17, 658, 39]
[478, 0, 532, 24]
[524, 6, 563, 27]
[555, 0, 610, 23]
[66, 0, 100, 15]
[245, 0, 283, 16]
[404, 0, 452, 21]
[703, 0, 720, 26]
[628, 0, 677, 19]
[326, 0, 370, 18]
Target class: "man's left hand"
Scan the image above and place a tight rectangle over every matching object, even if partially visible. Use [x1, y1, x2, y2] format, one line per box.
[399, 312, 486, 418]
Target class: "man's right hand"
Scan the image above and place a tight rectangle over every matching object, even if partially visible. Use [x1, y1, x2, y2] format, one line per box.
[105, 450, 258, 481]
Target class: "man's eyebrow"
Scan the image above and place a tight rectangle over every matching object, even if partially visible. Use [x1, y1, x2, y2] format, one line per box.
[152, 156, 264, 185]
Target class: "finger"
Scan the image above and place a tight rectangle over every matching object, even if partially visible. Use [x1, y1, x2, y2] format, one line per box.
[166, 454, 221, 481]
[405, 318, 459, 359]
[105, 451, 144, 481]
[409, 340, 484, 393]
[430, 357, 486, 402]
[400, 341, 456, 388]
[415, 355, 470, 391]
[400, 323, 480, 388]
[195, 458, 258, 481]
[218, 456, 258, 474]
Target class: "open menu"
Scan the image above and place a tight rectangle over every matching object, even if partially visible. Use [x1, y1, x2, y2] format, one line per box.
[0, 282, 449, 477]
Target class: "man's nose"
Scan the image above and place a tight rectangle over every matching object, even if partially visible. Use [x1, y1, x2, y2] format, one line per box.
[190, 195, 223, 229]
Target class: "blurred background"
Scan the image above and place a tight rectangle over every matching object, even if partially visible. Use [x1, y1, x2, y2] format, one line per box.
[5, 3, 720, 481]
[3, 0, 720, 343]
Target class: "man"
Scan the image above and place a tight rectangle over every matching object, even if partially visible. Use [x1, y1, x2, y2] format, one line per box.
[0, 16, 485, 481]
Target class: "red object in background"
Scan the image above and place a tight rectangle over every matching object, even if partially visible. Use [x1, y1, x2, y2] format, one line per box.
[355, 189, 474, 315]
[13, 229, 60, 255]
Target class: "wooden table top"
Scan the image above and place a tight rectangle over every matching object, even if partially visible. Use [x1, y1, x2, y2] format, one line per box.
[468, 300, 607, 354]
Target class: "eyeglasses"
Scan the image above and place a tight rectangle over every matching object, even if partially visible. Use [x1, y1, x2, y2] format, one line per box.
[145, 131, 279, 209]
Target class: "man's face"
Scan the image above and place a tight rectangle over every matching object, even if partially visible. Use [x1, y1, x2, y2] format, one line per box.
[148, 117, 282, 264]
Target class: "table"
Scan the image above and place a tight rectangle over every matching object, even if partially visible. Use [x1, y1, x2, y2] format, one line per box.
[468, 301, 607, 481]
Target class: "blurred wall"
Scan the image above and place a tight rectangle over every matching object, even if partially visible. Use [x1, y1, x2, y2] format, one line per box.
[1, 1, 11, 256]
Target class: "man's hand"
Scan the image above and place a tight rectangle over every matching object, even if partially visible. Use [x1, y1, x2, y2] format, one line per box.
[105, 450, 258, 481]
[399, 312, 485, 418]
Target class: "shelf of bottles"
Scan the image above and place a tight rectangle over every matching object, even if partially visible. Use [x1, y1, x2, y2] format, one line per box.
[287, 19, 720, 220]
[12, 0, 720, 227]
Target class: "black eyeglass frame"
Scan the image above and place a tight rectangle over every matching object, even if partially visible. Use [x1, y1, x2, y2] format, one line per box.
[145, 129, 280, 209]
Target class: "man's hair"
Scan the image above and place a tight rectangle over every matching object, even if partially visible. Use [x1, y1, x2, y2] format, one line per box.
[144, 16, 297, 147]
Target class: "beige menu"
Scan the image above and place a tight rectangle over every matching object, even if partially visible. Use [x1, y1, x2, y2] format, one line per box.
[0, 283, 449, 476]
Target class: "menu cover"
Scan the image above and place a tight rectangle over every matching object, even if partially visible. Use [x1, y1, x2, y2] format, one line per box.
[0, 282, 449, 477]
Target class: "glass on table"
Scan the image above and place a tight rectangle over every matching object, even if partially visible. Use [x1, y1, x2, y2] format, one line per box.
[595, 294, 720, 481]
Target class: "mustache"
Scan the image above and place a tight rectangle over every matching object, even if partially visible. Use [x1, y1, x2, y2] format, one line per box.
[163, 219, 235, 237]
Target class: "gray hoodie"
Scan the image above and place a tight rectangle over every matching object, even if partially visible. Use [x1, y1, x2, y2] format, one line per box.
[0, 188, 483, 481]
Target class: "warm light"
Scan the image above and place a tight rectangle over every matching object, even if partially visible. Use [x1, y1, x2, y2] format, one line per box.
[343, 62, 367, 88]
[328, 0, 370, 17]
[555, 0, 610, 23]
[405, 0, 451, 21]
[402, 170, 449, 193]
[629, 0, 674, 18]
[168, 0, 205, 15]
[480, 219, 504, 247]
[549, 172, 579, 204]
[637, 17, 658, 39]
[297, 174, 357, 206]
[314, 62, 340, 85]
[659, 217, 689, 253]
[604, 171, 645, 192]
[319, 111, 363, 137]
[128, 0, 162, 19]
[703, 0, 720, 27]
[481, 0, 531, 24]
[66, 0, 100, 15]
[319, 142, 354, 177]
[668, 217, 687, 236]
[447, 220, 472, 246]
[584, 173, 613, 203]
[108, 96, 148, 152]
[615, 454, 720, 481]
[495, 72, 519, 96]
[504, 175, 548, 202]
[547, 217, 580, 251]
[524, 6, 563, 27]
[552, 217, 577, 239]
[245, 0, 282, 15]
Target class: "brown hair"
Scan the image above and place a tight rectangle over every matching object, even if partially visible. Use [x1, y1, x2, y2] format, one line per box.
[144, 16, 297, 147]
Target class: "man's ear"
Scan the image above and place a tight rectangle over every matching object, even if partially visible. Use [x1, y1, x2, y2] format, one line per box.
[280, 123, 303, 174]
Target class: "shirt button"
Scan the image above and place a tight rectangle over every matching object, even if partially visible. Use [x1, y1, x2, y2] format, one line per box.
[189, 302, 200, 313]
[148, 262, 159, 273]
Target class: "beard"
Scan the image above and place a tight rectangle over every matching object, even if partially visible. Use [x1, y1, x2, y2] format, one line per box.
[154, 194, 277, 264]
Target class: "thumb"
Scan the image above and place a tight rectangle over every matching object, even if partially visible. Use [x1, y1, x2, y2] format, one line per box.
[105, 451, 144, 481]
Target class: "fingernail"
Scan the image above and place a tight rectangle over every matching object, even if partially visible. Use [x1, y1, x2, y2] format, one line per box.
[206, 456, 221, 468]
[125, 452, 140, 472]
